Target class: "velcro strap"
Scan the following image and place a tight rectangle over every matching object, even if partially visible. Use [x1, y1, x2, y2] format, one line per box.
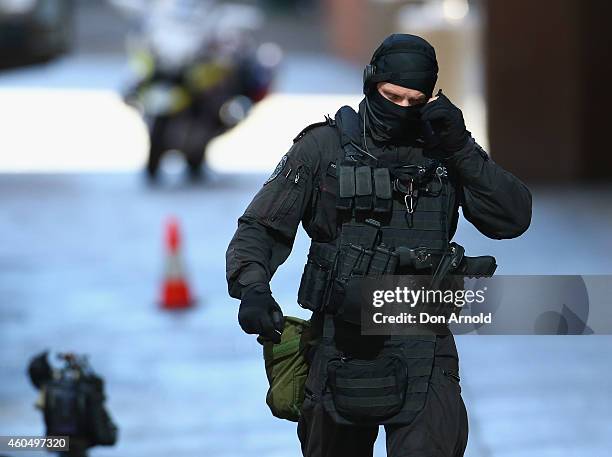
[340, 222, 380, 250]
[335, 376, 397, 389]
[334, 394, 401, 408]
[337, 165, 355, 211]
[354, 166, 373, 211]
[373, 168, 392, 213]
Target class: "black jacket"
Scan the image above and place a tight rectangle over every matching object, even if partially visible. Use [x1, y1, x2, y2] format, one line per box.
[226, 115, 532, 300]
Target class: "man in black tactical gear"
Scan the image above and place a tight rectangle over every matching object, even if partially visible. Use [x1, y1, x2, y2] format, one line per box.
[226, 34, 532, 457]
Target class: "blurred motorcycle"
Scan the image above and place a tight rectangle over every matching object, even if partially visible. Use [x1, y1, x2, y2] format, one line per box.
[118, 0, 281, 179]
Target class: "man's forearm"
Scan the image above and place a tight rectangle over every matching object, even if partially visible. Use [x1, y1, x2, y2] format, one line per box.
[226, 216, 293, 299]
[449, 137, 532, 239]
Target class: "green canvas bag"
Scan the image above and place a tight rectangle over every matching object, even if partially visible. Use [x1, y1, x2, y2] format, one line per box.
[258, 316, 313, 422]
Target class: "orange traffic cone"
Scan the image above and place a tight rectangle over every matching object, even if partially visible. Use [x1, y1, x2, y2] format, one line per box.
[160, 217, 193, 310]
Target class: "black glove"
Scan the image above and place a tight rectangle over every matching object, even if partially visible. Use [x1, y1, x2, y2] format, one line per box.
[420, 90, 469, 159]
[238, 284, 284, 343]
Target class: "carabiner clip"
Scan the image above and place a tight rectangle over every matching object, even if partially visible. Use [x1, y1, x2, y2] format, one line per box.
[404, 179, 415, 214]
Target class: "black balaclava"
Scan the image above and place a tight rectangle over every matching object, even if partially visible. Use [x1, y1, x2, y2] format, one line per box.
[361, 34, 438, 143]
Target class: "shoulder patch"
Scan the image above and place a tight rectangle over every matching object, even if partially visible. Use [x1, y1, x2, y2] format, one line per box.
[292, 115, 336, 143]
[264, 154, 288, 185]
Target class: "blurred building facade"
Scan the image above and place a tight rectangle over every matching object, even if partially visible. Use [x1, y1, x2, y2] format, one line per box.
[322, 0, 612, 182]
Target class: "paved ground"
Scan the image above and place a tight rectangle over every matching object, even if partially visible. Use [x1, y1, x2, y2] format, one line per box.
[2, 172, 612, 457]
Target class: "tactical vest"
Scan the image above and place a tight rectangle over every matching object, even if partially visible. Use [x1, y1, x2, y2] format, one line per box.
[297, 105, 455, 316]
[295, 106, 461, 426]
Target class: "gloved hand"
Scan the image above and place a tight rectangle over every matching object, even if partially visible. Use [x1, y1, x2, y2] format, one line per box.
[420, 90, 469, 159]
[238, 284, 284, 343]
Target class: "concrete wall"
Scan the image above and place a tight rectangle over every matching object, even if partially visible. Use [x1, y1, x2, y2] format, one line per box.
[486, 0, 612, 182]
[324, 0, 612, 182]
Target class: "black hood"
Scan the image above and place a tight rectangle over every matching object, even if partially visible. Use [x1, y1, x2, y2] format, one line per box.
[362, 34, 438, 144]
[365, 33, 438, 98]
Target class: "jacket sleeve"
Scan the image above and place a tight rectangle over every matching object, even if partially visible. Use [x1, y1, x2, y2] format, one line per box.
[225, 133, 319, 299]
[448, 137, 532, 239]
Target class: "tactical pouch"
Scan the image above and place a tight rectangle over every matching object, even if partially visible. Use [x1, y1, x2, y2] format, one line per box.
[344, 244, 374, 276]
[328, 244, 373, 314]
[337, 165, 355, 211]
[298, 261, 329, 312]
[354, 166, 373, 211]
[259, 317, 313, 422]
[327, 220, 381, 314]
[318, 313, 436, 426]
[373, 168, 392, 214]
[368, 245, 399, 276]
[298, 242, 338, 312]
[327, 353, 408, 424]
[333, 223, 379, 280]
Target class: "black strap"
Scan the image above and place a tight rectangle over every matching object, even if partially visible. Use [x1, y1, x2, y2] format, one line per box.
[333, 394, 404, 408]
[367, 245, 398, 276]
[335, 377, 397, 389]
[369, 71, 437, 84]
[322, 313, 335, 344]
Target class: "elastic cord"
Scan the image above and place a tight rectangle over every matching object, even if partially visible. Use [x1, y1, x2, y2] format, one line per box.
[351, 101, 377, 163]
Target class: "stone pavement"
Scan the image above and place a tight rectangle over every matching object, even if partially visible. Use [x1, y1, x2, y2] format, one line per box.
[1, 173, 611, 457]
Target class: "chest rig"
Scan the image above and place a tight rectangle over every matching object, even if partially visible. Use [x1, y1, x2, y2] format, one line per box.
[297, 106, 458, 426]
[297, 106, 455, 316]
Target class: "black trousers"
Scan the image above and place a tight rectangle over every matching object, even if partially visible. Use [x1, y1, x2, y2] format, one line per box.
[297, 368, 468, 457]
